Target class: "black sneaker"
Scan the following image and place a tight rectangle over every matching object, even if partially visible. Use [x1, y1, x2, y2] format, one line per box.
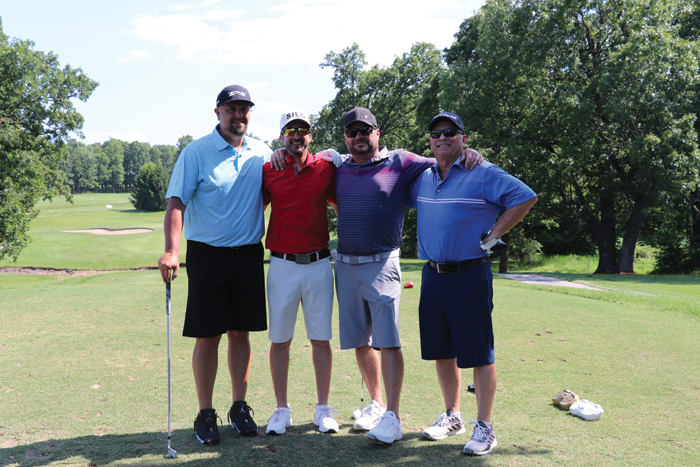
[228, 400, 258, 436]
[194, 408, 221, 445]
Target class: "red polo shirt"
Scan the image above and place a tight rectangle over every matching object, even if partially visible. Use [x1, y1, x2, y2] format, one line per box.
[263, 152, 336, 254]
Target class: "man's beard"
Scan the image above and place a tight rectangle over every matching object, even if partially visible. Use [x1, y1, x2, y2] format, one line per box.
[228, 119, 248, 136]
[349, 137, 376, 157]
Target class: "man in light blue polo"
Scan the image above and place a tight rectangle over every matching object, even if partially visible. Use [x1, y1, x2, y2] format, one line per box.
[408, 111, 537, 456]
[158, 85, 271, 446]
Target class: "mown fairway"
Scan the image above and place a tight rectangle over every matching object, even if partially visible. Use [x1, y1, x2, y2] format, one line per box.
[0, 195, 699, 466]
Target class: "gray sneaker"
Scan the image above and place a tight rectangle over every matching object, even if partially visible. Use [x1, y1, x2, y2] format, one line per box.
[463, 420, 498, 456]
[353, 400, 386, 431]
[422, 410, 466, 440]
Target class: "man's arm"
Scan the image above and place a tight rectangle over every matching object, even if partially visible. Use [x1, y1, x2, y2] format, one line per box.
[460, 148, 484, 170]
[158, 197, 185, 283]
[483, 197, 538, 242]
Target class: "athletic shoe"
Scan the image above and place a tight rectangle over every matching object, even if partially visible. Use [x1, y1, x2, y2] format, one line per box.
[265, 407, 293, 435]
[228, 401, 258, 436]
[353, 400, 386, 431]
[313, 405, 339, 434]
[194, 408, 221, 445]
[367, 411, 403, 444]
[463, 420, 498, 456]
[422, 410, 467, 440]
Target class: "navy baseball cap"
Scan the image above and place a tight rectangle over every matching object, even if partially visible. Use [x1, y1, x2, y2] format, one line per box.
[216, 84, 254, 108]
[344, 107, 378, 128]
[429, 111, 464, 133]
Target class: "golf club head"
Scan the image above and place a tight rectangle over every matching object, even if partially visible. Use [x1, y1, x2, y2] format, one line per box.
[352, 409, 362, 419]
[167, 447, 177, 459]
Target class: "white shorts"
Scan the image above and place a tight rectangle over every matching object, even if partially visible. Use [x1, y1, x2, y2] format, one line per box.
[267, 256, 334, 343]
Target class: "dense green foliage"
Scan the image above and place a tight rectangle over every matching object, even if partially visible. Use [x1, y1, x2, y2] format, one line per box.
[440, 0, 700, 274]
[129, 162, 169, 211]
[0, 18, 97, 262]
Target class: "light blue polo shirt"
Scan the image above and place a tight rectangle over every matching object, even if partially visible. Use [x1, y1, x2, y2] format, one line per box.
[408, 160, 537, 262]
[166, 126, 271, 247]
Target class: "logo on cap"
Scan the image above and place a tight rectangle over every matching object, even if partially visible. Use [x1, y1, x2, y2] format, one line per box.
[229, 91, 247, 97]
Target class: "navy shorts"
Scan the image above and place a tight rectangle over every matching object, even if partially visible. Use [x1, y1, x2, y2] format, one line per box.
[182, 241, 267, 338]
[419, 261, 494, 368]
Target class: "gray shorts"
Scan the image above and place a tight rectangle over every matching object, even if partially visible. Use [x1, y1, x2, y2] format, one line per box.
[335, 255, 402, 350]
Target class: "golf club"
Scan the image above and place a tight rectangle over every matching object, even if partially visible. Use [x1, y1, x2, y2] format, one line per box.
[166, 272, 177, 459]
[352, 378, 365, 419]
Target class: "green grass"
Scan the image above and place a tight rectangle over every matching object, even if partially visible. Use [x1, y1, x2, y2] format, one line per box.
[2, 193, 700, 465]
[1, 265, 700, 466]
[497, 253, 658, 275]
[0, 194, 274, 270]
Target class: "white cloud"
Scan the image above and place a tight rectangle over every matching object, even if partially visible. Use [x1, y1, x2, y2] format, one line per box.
[88, 130, 150, 144]
[115, 49, 151, 64]
[126, 0, 484, 67]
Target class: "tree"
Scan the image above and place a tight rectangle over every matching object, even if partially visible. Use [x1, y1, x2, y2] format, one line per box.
[102, 139, 125, 193]
[129, 162, 169, 211]
[442, 0, 700, 273]
[63, 140, 97, 193]
[0, 18, 97, 261]
[150, 144, 177, 173]
[123, 141, 151, 189]
[174, 135, 193, 169]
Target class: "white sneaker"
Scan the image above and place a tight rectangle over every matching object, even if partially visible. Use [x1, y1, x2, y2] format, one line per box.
[422, 410, 466, 440]
[463, 420, 497, 456]
[313, 405, 339, 433]
[367, 411, 403, 444]
[353, 400, 386, 431]
[265, 407, 292, 435]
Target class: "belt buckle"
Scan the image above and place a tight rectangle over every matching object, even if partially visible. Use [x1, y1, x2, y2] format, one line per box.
[295, 254, 311, 265]
[436, 262, 448, 274]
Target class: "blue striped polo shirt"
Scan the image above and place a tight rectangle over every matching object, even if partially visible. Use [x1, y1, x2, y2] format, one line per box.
[166, 126, 271, 247]
[407, 160, 537, 262]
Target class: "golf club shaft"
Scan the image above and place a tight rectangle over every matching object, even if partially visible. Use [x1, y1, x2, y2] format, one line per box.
[166, 273, 176, 458]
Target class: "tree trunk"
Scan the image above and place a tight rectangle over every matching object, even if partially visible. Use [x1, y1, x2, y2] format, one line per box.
[498, 232, 510, 273]
[595, 193, 618, 273]
[617, 194, 652, 274]
[691, 190, 700, 270]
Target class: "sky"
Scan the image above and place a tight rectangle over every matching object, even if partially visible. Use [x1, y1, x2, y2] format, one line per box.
[1, 0, 486, 146]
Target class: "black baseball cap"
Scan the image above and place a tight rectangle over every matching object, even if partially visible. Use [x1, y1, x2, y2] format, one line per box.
[344, 107, 377, 128]
[429, 111, 464, 133]
[216, 84, 255, 108]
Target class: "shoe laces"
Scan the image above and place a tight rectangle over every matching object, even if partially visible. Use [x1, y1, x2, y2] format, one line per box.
[434, 412, 451, 427]
[199, 412, 222, 431]
[468, 421, 489, 442]
[375, 413, 399, 432]
[361, 402, 382, 418]
[267, 408, 292, 424]
[317, 406, 338, 421]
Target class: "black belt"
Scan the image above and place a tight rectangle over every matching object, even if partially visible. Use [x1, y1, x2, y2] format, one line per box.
[428, 257, 491, 274]
[271, 249, 330, 265]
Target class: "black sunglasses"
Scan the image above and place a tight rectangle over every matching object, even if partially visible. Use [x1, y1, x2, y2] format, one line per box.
[344, 126, 376, 138]
[281, 127, 311, 136]
[429, 129, 463, 139]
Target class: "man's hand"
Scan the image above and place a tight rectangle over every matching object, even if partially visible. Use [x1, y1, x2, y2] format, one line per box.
[480, 236, 508, 255]
[460, 148, 484, 171]
[318, 149, 344, 167]
[270, 149, 288, 171]
[158, 251, 180, 283]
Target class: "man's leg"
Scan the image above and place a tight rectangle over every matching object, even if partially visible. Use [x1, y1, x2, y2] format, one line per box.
[310, 339, 332, 405]
[193, 335, 222, 410]
[380, 347, 403, 417]
[355, 346, 385, 407]
[436, 358, 461, 413]
[227, 330, 251, 402]
[473, 363, 497, 422]
[270, 339, 292, 407]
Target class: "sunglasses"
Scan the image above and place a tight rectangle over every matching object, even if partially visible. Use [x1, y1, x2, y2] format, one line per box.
[429, 129, 463, 139]
[281, 127, 311, 136]
[344, 126, 376, 138]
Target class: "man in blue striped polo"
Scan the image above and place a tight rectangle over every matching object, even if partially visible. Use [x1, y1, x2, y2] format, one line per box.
[408, 111, 537, 456]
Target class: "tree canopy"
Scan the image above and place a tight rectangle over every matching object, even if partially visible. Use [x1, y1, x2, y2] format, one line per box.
[442, 0, 700, 273]
[0, 18, 97, 261]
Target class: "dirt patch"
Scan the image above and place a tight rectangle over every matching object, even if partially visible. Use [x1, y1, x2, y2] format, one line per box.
[0, 266, 160, 276]
[62, 228, 153, 235]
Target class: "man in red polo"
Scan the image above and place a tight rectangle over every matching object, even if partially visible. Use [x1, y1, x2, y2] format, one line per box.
[262, 110, 339, 435]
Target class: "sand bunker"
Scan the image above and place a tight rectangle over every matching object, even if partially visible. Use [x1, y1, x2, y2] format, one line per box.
[62, 228, 153, 235]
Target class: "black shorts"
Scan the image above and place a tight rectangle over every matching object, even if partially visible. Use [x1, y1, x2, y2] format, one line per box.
[182, 241, 267, 338]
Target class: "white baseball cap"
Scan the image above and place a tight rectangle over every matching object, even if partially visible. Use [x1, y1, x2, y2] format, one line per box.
[279, 110, 311, 132]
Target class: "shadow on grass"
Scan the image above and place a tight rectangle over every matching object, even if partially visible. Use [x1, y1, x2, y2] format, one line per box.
[1, 423, 551, 466]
